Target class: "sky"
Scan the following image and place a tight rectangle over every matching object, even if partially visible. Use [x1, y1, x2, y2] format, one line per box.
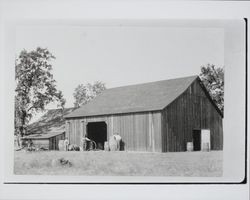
[15, 21, 224, 121]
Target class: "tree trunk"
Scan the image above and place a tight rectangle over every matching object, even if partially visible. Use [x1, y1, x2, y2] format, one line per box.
[19, 111, 27, 137]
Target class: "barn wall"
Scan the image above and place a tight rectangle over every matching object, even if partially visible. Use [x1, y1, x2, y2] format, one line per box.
[110, 112, 162, 152]
[65, 111, 162, 152]
[162, 79, 223, 152]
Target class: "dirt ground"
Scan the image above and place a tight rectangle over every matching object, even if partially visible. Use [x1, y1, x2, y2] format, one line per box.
[14, 150, 223, 176]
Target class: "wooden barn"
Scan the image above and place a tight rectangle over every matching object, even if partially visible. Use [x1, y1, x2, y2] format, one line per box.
[24, 108, 75, 150]
[22, 132, 65, 150]
[65, 76, 223, 152]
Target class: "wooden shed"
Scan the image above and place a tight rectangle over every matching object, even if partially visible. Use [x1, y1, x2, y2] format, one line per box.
[65, 76, 223, 152]
[22, 132, 65, 150]
[25, 108, 75, 150]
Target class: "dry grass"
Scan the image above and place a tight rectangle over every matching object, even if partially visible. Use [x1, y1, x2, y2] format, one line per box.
[14, 150, 223, 176]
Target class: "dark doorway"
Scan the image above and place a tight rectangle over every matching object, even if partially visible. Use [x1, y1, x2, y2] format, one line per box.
[87, 122, 107, 150]
[193, 129, 201, 151]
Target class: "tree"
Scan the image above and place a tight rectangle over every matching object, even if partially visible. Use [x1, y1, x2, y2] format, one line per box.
[73, 81, 106, 108]
[15, 47, 66, 137]
[199, 64, 224, 114]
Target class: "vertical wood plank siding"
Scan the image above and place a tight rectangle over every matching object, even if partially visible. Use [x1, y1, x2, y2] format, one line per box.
[66, 112, 162, 152]
[49, 133, 65, 150]
[30, 132, 65, 150]
[161, 80, 223, 152]
[32, 140, 49, 149]
[66, 79, 222, 152]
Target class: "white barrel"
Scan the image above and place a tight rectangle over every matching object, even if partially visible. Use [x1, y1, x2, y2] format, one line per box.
[104, 141, 110, 151]
[58, 140, 65, 151]
[186, 142, 194, 152]
[109, 136, 118, 151]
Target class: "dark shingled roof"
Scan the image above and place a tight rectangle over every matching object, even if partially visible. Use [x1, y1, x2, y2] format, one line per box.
[65, 75, 198, 118]
[23, 132, 65, 139]
[27, 107, 76, 136]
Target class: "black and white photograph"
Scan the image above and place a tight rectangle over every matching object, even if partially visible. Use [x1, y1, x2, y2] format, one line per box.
[13, 21, 227, 177]
[11, 18, 243, 178]
[0, 0, 249, 200]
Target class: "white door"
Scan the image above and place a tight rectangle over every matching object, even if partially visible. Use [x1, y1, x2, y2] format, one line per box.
[201, 129, 211, 151]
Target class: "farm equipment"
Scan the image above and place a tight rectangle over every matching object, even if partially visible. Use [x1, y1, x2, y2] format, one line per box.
[82, 137, 97, 151]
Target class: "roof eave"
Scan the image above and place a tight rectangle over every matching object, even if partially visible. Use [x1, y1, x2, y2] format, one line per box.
[64, 109, 164, 119]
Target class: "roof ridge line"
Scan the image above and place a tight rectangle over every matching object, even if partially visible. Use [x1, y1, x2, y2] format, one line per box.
[106, 75, 198, 91]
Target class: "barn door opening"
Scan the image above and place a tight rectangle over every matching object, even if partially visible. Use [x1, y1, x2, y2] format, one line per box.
[87, 122, 107, 150]
[192, 129, 201, 151]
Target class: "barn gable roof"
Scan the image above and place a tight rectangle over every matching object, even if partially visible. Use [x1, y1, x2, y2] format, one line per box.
[65, 75, 199, 118]
[27, 107, 76, 135]
[23, 132, 65, 140]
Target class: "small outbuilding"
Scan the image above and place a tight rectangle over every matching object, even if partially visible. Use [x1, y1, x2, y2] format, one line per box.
[65, 76, 223, 152]
[24, 108, 75, 150]
[22, 132, 65, 150]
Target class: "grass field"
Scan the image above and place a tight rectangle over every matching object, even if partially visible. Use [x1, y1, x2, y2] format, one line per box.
[14, 150, 223, 176]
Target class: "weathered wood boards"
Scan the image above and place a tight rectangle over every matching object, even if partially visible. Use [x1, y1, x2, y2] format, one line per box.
[23, 132, 65, 150]
[48, 133, 65, 150]
[161, 80, 223, 152]
[65, 111, 162, 152]
[65, 77, 223, 152]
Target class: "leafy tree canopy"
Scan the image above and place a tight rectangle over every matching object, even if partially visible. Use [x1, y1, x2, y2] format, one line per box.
[15, 47, 66, 136]
[199, 64, 224, 114]
[73, 81, 106, 108]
